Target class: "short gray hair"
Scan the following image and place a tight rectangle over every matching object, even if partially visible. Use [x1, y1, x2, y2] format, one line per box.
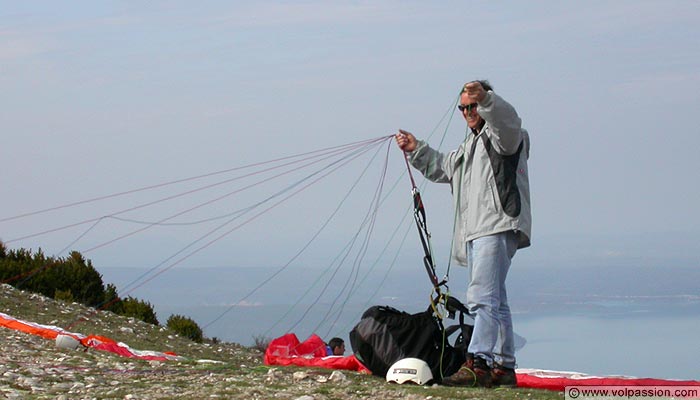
[462, 80, 493, 93]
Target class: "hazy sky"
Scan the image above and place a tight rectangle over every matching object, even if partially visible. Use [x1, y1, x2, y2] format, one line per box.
[4, 4, 699, 377]
[3, 1, 699, 275]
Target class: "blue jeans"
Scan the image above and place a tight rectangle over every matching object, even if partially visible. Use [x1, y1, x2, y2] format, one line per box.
[465, 231, 518, 369]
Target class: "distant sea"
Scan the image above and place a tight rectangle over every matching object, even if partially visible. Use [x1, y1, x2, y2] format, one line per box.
[100, 265, 700, 381]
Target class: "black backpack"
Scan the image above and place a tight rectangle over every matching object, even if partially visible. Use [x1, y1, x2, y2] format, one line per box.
[349, 299, 473, 382]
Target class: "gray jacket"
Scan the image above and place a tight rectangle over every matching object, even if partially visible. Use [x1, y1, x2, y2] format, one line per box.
[408, 91, 531, 265]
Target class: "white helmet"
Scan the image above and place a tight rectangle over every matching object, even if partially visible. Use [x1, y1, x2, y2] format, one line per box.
[385, 358, 433, 385]
[55, 334, 81, 350]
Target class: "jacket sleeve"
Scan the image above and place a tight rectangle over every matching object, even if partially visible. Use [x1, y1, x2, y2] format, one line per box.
[478, 91, 523, 155]
[407, 140, 460, 184]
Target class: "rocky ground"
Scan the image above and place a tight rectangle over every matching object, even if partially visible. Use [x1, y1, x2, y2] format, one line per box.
[0, 283, 561, 399]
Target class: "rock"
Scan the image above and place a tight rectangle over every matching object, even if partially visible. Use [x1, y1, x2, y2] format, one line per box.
[3, 371, 20, 380]
[292, 371, 309, 381]
[329, 370, 348, 382]
[196, 359, 224, 364]
[265, 368, 284, 383]
[50, 382, 73, 391]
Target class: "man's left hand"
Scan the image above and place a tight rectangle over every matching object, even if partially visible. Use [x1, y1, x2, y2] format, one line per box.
[463, 81, 487, 103]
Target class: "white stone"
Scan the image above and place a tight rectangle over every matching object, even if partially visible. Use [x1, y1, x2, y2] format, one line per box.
[329, 370, 348, 382]
[293, 371, 309, 381]
[196, 359, 224, 364]
[3, 371, 19, 379]
[265, 368, 282, 383]
[51, 382, 73, 391]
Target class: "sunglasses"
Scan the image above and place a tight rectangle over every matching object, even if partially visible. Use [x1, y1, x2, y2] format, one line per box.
[457, 103, 478, 112]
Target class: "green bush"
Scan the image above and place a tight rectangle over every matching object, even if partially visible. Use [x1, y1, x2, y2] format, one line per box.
[0, 245, 166, 327]
[103, 283, 123, 313]
[0, 247, 49, 288]
[43, 251, 105, 307]
[166, 314, 203, 343]
[119, 296, 159, 325]
[0, 248, 106, 307]
[54, 288, 75, 303]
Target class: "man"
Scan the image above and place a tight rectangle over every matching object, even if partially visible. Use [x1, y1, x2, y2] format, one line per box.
[394, 80, 531, 388]
[326, 337, 345, 356]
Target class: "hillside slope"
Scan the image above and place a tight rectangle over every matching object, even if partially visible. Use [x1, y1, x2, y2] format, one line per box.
[0, 284, 560, 399]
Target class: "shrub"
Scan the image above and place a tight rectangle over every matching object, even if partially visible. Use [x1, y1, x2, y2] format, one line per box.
[102, 283, 123, 313]
[166, 314, 203, 343]
[119, 296, 159, 325]
[0, 245, 172, 329]
[58, 251, 106, 307]
[0, 248, 105, 307]
[54, 288, 75, 303]
[0, 247, 50, 291]
[252, 334, 270, 352]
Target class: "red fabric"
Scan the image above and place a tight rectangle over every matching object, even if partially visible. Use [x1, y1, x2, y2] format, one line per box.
[264, 333, 326, 360]
[517, 371, 700, 391]
[87, 339, 175, 361]
[0, 312, 180, 361]
[90, 340, 142, 358]
[292, 333, 328, 358]
[81, 334, 115, 347]
[264, 333, 369, 373]
[0, 313, 62, 340]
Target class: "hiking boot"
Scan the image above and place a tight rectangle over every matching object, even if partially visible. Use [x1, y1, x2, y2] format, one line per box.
[441, 357, 492, 388]
[491, 364, 517, 388]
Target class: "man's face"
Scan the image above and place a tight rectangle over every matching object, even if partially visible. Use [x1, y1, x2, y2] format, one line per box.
[333, 343, 345, 355]
[459, 92, 483, 130]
